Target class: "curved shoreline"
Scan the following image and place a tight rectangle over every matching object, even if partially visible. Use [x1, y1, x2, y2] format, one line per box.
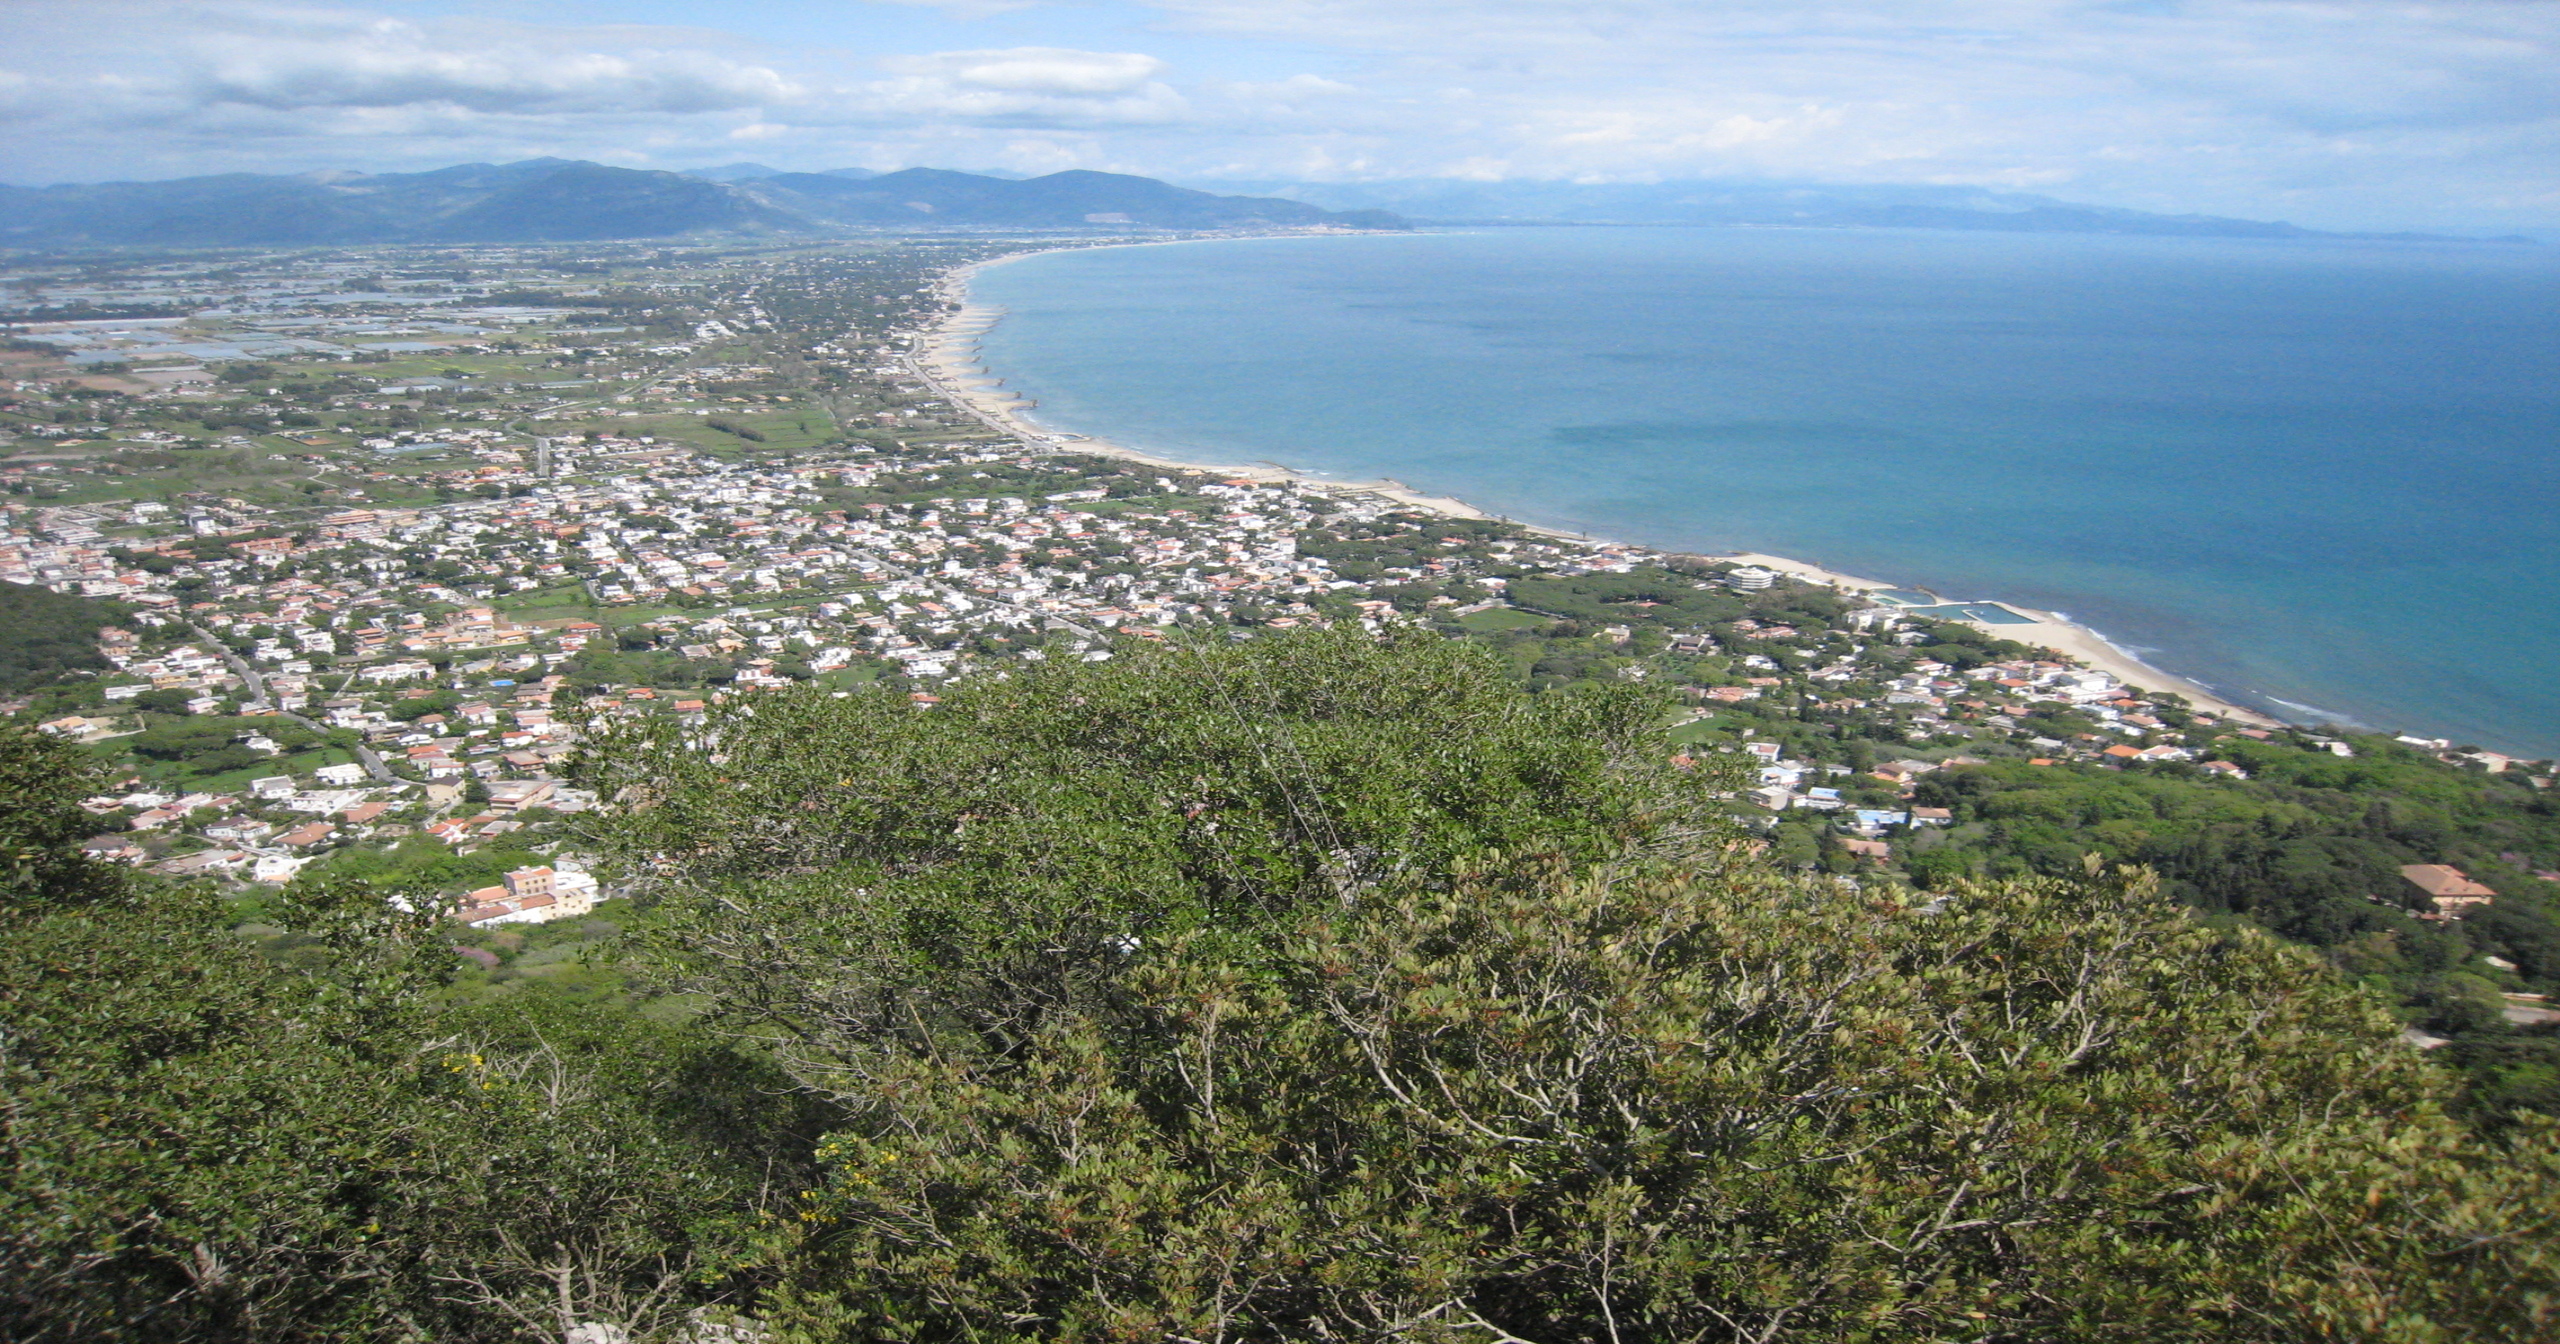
[914, 245, 2281, 727]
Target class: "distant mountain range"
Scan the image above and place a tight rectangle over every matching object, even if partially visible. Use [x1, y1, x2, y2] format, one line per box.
[0, 159, 1404, 247]
[0, 158, 2523, 248]
[1218, 178, 2529, 243]
[678, 163, 1031, 183]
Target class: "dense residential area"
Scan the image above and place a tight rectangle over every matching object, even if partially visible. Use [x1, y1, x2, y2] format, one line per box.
[7, 239, 2559, 1037]
[20, 440, 2534, 904]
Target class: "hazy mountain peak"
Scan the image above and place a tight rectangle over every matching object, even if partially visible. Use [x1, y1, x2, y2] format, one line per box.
[681, 162, 788, 182]
[0, 158, 1405, 245]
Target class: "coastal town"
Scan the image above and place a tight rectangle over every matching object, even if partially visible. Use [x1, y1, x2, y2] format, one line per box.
[4, 238, 2547, 931]
[13, 7, 2560, 1335]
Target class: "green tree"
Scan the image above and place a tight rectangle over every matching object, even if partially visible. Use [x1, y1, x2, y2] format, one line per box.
[1, 727, 129, 909]
[15, 628, 2560, 1341]
[0, 730, 808, 1341]
[762, 861, 2560, 1342]
[572, 627, 1739, 1070]
[384, 689, 461, 722]
[0, 581, 126, 690]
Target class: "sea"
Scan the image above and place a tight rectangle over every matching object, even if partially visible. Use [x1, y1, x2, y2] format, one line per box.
[966, 226, 2560, 757]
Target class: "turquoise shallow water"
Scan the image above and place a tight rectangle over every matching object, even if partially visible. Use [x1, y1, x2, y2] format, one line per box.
[968, 227, 2560, 756]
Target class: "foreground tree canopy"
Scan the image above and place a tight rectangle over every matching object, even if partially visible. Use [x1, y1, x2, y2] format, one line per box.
[4, 629, 2555, 1341]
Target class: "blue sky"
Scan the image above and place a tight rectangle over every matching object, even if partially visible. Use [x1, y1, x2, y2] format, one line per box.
[4, 1, 2553, 229]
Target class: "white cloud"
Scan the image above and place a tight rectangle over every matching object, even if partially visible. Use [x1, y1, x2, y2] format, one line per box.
[1216, 74, 1356, 103]
[0, 0, 2549, 228]
[850, 0, 1044, 16]
[186, 20, 800, 116]
[854, 47, 1189, 125]
[1129, 0, 2560, 224]
[885, 48, 1165, 97]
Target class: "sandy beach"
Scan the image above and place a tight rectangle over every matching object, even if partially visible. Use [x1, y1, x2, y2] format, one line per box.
[1997, 610, 2275, 721]
[1713, 554, 2273, 721]
[916, 251, 2281, 727]
[923, 250, 1500, 524]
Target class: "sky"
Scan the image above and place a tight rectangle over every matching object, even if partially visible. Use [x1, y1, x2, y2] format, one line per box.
[1, 1, 2552, 230]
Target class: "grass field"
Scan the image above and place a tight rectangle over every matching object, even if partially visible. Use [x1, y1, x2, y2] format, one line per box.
[538, 408, 844, 460]
[116, 742, 370, 793]
[500, 606, 601, 627]
[1664, 715, 1731, 747]
[816, 663, 886, 690]
[601, 605, 688, 628]
[3, 439, 349, 512]
[494, 585, 592, 614]
[1459, 606, 1551, 633]
[495, 602, 688, 630]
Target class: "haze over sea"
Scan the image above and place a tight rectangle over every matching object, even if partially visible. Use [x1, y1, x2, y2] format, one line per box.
[970, 227, 2560, 757]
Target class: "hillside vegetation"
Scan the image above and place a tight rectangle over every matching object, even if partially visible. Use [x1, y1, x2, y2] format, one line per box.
[3, 629, 2554, 1341]
[0, 579, 124, 690]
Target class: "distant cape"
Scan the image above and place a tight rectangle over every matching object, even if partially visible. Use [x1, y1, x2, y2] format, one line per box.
[0, 161, 1407, 247]
[1199, 178, 2532, 245]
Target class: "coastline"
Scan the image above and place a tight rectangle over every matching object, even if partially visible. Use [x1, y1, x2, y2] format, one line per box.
[916, 246, 2282, 727]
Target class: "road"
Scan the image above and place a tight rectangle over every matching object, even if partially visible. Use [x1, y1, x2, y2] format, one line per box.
[190, 621, 399, 784]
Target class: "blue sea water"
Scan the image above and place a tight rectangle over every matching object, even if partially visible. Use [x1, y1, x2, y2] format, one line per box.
[968, 227, 2560, 756]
